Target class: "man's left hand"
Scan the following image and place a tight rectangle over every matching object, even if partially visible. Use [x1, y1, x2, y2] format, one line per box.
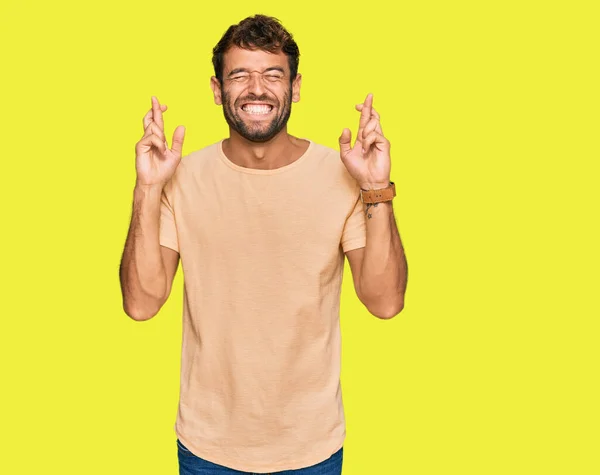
[339, 93, 391, 190]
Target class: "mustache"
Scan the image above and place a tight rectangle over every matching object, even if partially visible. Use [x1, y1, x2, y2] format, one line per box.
[235, 94, 277, 106]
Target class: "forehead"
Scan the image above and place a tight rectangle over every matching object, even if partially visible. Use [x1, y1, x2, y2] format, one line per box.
[222, 46, 289, 74]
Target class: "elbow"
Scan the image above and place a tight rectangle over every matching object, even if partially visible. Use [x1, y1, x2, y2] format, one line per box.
[119, 268, 167, 321]
[368, 298, 404, 320]
[375, 305, 403, 320]
[123, 301, 161, 322]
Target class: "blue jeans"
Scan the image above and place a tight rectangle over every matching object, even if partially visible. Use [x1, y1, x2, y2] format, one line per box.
[177, 439, 343, 475]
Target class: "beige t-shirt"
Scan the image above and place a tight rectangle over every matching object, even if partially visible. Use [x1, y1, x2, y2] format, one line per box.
[159, 139, 366, 472]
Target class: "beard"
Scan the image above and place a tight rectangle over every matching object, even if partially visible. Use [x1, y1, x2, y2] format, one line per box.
[221, 87, 292, 143]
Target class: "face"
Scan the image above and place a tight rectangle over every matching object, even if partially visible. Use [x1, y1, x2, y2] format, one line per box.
[211, 47, 302, 143]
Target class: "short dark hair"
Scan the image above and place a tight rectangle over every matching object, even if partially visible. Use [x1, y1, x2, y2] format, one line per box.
[212, 14, 300, 84]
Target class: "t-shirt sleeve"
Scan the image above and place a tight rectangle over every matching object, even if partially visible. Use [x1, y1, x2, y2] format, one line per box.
[341, 192, 366, 253]
[159, 179, 179, 253]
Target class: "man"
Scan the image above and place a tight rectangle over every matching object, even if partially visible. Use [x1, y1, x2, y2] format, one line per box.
[119, 14, 407, 475]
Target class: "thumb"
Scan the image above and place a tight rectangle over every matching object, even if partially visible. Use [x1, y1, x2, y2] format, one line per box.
[171, 125, 186, 157]
[339, 128, 352, 158]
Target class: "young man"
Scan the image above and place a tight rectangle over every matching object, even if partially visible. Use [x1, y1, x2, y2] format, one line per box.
[119, 14, 407, 475]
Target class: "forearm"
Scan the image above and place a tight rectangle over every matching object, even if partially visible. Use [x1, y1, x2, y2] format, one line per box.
[359, 200, 407, 318]
[119, 184, 168, 320]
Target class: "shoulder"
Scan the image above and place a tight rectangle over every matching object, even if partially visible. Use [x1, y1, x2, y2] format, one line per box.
[180, 141, 222, 169]
[163, 141, 222, 199]
[305, 140, 360, 193]
[305, 141, 338, 162]
[170, 141, 222, 181]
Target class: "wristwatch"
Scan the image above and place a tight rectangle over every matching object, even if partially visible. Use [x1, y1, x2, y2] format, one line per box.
[360, 182, 396, 204]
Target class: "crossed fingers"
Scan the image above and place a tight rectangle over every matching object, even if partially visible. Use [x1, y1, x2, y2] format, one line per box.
[356, 93, 383, 138]
[354, 94, 387, 153]
[142, 96, 168, 145]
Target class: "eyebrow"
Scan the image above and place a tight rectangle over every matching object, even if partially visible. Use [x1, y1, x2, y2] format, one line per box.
[227, 66, 286, 77]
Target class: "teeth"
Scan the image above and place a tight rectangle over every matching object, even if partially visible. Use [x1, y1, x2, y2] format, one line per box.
[242, 104, 272, 115]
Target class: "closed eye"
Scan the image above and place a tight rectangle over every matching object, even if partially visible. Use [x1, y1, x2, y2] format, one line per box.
[228, 73, 284, 82]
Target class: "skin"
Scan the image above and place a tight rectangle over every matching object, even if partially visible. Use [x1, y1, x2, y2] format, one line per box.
[210, 47, 309, 170]
[340, 93, 407, 318]
[120, 46, 407, 321]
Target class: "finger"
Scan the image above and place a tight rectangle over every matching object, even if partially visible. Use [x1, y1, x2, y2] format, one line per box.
[355, 103, 379, 120]
[362, 117, 380, 141]
[357, 93, 373, 131]
[355, 103, 382, 134]
[143, 110, 153, 130]
[338, 128, 352, 158]
[362, 131, 388, 154]
[151, 96, 165, 131]
[143, 122, 164, 141]
[143, 121, 166, 142]
[143, 104, 168, 129]
[170, 125, 186, 157]
[136, 133, 167, 155]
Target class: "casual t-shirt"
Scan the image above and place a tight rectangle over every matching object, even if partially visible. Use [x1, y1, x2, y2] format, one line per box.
[159, 139, 366, 472]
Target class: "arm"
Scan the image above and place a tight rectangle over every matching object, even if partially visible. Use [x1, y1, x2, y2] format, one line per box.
[346, 200, 407, 319]
[119, 95, 185, 321]
[119, 184, 179, 321]
[339, 93, 407, 319]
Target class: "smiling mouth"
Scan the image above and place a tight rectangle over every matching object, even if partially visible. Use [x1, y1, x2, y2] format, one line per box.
[241, 103, 274, 115]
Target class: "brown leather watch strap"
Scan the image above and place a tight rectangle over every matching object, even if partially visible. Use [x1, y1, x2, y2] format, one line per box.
[360, 182, 396, 204]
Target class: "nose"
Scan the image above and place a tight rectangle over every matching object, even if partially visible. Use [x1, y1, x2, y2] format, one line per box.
[246, 71, 266, 96]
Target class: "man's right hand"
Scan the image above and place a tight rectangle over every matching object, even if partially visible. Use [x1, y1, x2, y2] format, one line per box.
[135, 96, 185, 187]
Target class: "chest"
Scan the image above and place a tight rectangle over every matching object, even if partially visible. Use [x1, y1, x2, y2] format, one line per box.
[175, 176, 349, 263]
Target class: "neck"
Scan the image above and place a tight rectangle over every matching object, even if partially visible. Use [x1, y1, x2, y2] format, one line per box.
[222, 129, 304, 170]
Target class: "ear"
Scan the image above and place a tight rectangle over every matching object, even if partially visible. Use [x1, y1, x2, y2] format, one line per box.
[292, 73, 302, 103]
[210, 76, 223, 105]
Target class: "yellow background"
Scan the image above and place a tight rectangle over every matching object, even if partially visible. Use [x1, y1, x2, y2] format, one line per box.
[1, 0, 598, 473]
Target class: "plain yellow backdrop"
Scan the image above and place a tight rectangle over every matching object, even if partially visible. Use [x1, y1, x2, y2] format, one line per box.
[1, 0, 598, 473]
